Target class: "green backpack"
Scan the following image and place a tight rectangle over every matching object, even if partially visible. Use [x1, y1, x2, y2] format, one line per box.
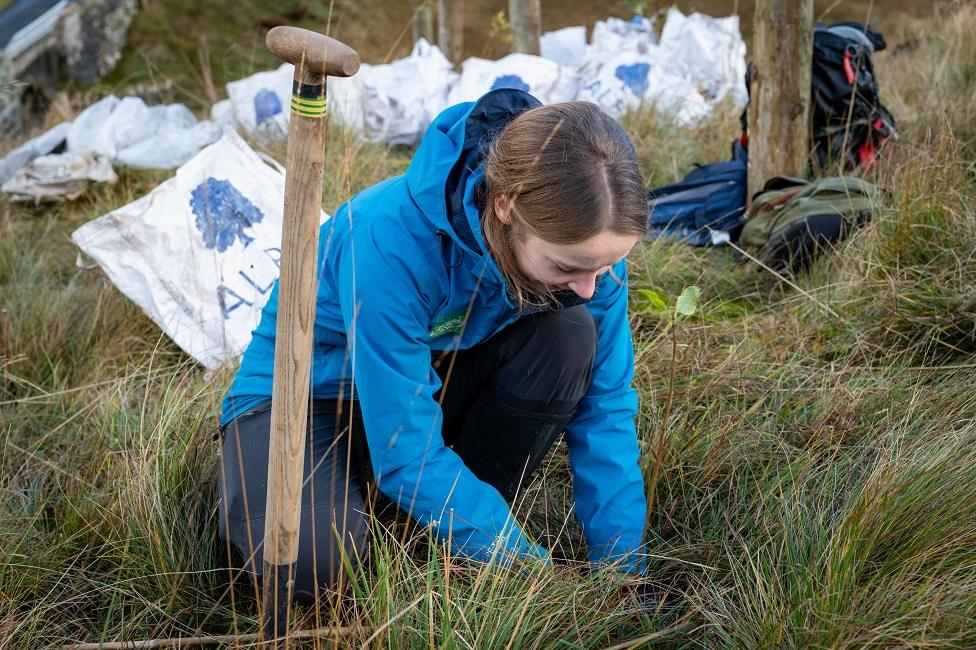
[740, 176, 883, 273]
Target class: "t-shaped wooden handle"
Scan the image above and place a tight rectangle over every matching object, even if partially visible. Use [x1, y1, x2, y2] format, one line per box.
[260, 25, 360, 644]
[266, 26, 360, 79]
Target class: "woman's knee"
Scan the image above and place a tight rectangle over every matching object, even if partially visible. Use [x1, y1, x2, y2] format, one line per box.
[495, 305, 598, 405]
[532, 304, 598, 365]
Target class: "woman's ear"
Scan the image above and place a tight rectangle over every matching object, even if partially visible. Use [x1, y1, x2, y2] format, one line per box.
[494, 195, 511, 224]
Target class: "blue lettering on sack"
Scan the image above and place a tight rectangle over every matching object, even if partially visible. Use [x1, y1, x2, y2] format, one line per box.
[191, 177, 265, 253]
[583, 79, 625, 115]
[254, 88, 282, 126]
[216, 247, 281, 319]
[263, 247, 281, 267]
[217, 285, 253, 318]
[615, 62, 650, 97]
[236, 269, 274, 294]
[490, 74, 530, 93]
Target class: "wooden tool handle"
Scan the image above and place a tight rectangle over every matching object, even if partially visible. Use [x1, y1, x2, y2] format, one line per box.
[263, 92, 327, 572]
[266, 26, 360, 78]
[261, 27, 360, 642]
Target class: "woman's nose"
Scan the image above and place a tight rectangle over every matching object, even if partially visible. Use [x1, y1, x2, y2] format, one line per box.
[567, 275, 597, 300]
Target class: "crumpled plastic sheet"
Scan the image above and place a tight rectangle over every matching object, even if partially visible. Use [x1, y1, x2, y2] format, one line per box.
[2, 151, 117, 202]
[0, 121, 71, 185]
[65, 95, 222, 169]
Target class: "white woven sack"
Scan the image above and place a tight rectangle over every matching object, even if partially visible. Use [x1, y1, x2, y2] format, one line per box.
[447, 53, 581, 106]
[71, 128, 329, 369]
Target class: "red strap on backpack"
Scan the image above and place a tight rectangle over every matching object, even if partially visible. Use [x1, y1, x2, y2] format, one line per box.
[857, 141, 877, 173]
[843, 51, 857, 85]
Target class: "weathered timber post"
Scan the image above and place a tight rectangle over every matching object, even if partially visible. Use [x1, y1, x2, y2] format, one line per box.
[438, 0, 465, 66]
[412, 2, 435, 46]
[509, 0, 541, 55]
[747, 0, 814, 202]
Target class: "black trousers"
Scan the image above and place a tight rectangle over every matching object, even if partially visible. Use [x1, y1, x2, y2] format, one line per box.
[217, 304, 598, 604]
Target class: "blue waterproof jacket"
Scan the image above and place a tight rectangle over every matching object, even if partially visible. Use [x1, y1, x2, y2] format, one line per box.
[222, 89, 647, 571]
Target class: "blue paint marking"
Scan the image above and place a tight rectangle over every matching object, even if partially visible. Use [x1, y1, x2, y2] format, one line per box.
[254, 88, 282, 126]
[615, 62, 650, 97]
[490, 74, 530, 93]
[216, 248, 281, 320]
[190, 177, 264, 253]
[217, 285, 253, 319]
[237, 269, 274, 294]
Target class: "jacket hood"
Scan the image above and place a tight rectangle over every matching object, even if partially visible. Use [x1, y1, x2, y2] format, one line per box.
[404, 88, 542, 257]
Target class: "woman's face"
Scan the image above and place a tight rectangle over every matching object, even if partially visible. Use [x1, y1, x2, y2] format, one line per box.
[494, 197, 638, 300]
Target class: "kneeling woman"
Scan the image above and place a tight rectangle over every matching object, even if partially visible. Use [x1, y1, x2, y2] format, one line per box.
[218, 89, 649, 603]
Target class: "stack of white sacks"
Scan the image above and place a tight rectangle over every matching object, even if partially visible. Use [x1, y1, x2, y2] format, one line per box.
[224, 8, 748, 147]
[2, 8, 747, 192]
[6, 9, 748, 369]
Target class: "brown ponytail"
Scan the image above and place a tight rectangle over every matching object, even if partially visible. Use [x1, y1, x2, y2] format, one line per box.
[481, 101, 646, 308]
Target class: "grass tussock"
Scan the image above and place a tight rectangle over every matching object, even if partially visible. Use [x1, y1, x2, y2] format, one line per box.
[841, 135, 976, 363]
[3, 3, 976, 648]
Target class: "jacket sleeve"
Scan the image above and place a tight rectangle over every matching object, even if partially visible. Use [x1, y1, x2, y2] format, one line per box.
[333, 213, 549, 565]
[565, 260, 647, 572]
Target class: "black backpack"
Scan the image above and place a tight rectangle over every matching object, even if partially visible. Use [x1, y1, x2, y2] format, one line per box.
[810, 21, 896, 172]
[741, 21, 896, 173]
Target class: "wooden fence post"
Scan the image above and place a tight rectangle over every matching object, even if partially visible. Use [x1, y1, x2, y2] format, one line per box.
[412, 3, 435, 46]
[509, 0, 541, 55]
[747, 0, 814, 202]
[437, 0, 465, 66]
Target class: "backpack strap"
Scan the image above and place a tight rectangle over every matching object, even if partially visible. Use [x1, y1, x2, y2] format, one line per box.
[760, 175, 809, 193]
